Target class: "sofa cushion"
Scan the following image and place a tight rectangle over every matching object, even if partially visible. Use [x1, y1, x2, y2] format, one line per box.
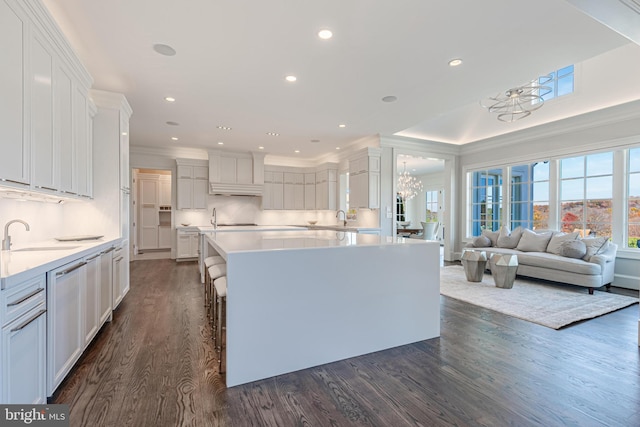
[559, 240, 587, 259]
[546, 231, 580, 255]
[581, 237, 609, 261]
[497, 226, 523, 248]
[516, 252, 601, 275]
[516, 229, 553, 252]
[481, 228, 500, 247]
[472, 235, 492, 247]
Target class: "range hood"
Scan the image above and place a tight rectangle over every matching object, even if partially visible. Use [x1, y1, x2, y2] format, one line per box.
[208, 150, 265, 197]
[209, 182, 263, 197]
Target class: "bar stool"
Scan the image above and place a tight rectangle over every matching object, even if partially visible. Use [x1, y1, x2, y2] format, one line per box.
[203, 256, 225, 306]
[213, 276, 227, 373]
[208, 264, 226, 326]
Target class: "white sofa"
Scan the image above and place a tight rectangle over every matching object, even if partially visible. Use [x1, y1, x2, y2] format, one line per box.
[467, 228, 617, 295]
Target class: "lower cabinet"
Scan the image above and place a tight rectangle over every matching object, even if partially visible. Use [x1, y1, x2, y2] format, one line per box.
[177, 230, 199, 260]
[83, 253, 101, 347]
[112, 244, 128, 309]
[99, 247, 114, 324]
[1, 275, 47, 404]
[47, 259, 85, 396]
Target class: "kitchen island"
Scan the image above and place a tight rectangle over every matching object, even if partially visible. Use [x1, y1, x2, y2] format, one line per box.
[204, 230, 440, 387]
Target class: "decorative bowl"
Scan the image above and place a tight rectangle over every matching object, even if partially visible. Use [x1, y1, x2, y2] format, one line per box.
[397, 221, 411, 229]
[307, 220, 318, 225]
[181, 223, 190, 227]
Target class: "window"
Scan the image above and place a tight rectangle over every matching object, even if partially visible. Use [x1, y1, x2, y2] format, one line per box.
[425, 190, 438, 221]
[539, 65, 574, 101]
[396, 194, 405, 222]
[627, 148, 640, 248]
[470, 169, 503, 236]
[560, 153, 613, 237]
[510, 162, 550, 230]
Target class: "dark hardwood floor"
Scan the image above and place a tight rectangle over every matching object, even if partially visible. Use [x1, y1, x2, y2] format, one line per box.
[53, 259, 640, 426]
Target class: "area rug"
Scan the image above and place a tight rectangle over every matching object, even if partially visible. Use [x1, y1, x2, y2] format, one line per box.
[440, 266, 639, 329]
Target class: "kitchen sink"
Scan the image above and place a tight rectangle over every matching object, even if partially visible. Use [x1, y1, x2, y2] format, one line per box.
[13, 246, 80, 252]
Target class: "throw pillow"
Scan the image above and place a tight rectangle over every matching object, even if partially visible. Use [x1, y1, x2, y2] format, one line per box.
[516, 229, 553, 252]
[497, 226, 523, 249]
[481, 228, 500, 247]
[546, 231, 580, 255]
[581, 237, 609, 261]
[559, 240, 587, 259]
[472, 235, 492, 248]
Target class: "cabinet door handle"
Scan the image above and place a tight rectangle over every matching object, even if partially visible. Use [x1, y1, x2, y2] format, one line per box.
[101, 247, 116, 254]
[7, 288, 44, 306]
[86, 254, 100, 261]
[10, 309, 46, 332]
[1, 178, 29, 186]
[56, 261, 87, 277]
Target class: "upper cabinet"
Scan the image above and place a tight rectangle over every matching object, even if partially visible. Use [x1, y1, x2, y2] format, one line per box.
[176, 159, 208, 210]
[349, 148, 381, 209]
[0, 0, 94, 199]
[0, 0, 30, 187]
[263, 164, 337, 211]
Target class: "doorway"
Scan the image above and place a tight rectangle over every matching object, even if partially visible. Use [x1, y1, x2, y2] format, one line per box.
[132, 168, 172, 260]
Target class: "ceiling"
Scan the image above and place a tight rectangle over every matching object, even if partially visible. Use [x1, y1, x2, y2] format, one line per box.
[42, 0, 634, 161]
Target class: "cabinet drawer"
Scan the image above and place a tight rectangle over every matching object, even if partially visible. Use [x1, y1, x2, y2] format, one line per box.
[1, 275, 46, 327]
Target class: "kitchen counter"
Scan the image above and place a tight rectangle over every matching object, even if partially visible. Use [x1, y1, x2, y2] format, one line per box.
[203, 229, 440, 387]
[303, 224, 381, 233]
[197, 225, 306, 232]
[0, 236, 122, 289]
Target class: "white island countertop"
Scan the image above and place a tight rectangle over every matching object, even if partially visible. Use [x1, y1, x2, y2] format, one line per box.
[196, 225, 306, 233]
[206, 229, 418, 256]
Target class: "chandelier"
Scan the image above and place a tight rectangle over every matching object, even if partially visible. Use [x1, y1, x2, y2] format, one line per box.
[481, 75, 552, 122]
[397, 162, 423, 201]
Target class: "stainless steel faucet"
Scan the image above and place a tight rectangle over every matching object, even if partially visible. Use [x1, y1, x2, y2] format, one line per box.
[2, 219, 30, 250]
[336, 209, 347, 227]
[210, 207, 217, 229]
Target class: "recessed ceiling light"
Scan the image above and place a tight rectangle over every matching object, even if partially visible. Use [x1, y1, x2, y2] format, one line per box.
[381, 95, 398, 103]
[153, 43, 176, 56]
[258, 146, 264, 150]
[294, 150, 300, 153]
[267, 132, 279, 136]
[338, 124, 346, 128]
[336, 147, 341, 150]
[448, 58, 463, 67]
[121, 132, 128, 136]
[171, 137, 178, 141]
[217, 126, 232, 130]
[318, 29, 333, 40]
[217, 141, 224, 145]
[165, 97, 176, 102]
[285, 75, 297, 82]
[166, 121, 180, 126]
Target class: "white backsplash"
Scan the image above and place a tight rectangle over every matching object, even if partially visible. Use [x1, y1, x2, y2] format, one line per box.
[174, 195, 379, 228]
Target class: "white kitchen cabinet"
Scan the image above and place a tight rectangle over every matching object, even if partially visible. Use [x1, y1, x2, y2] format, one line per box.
[83, 253, 100, 347]
[139, 176, 159, 250]
[315, 168, 337, 211]
[90, 90, 132, 246]
[99, 247, 114, 325]
[56, 62, 75, 196]
[283, 172, 304, 210]
[158, 226, 172, 249]
[304, 173, 316, 210]
[209, 151, 254, 184]
[30, 27, 56, 193]
[177, 230, 199, 260]
[0, 274, 47, 404]
[176, 160, 208, 210]
[159, 175, 171, 206]
[74, 87, 92, 198]
[47, 259, 86, 396]
[112, 244, 128, 310]
[263, 171, 284, 210]
[349, 149, 381, 209]
[0, 0, 30, 188]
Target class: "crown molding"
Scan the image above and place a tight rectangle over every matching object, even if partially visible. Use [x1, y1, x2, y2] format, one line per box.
[130, 144, 208, 160]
